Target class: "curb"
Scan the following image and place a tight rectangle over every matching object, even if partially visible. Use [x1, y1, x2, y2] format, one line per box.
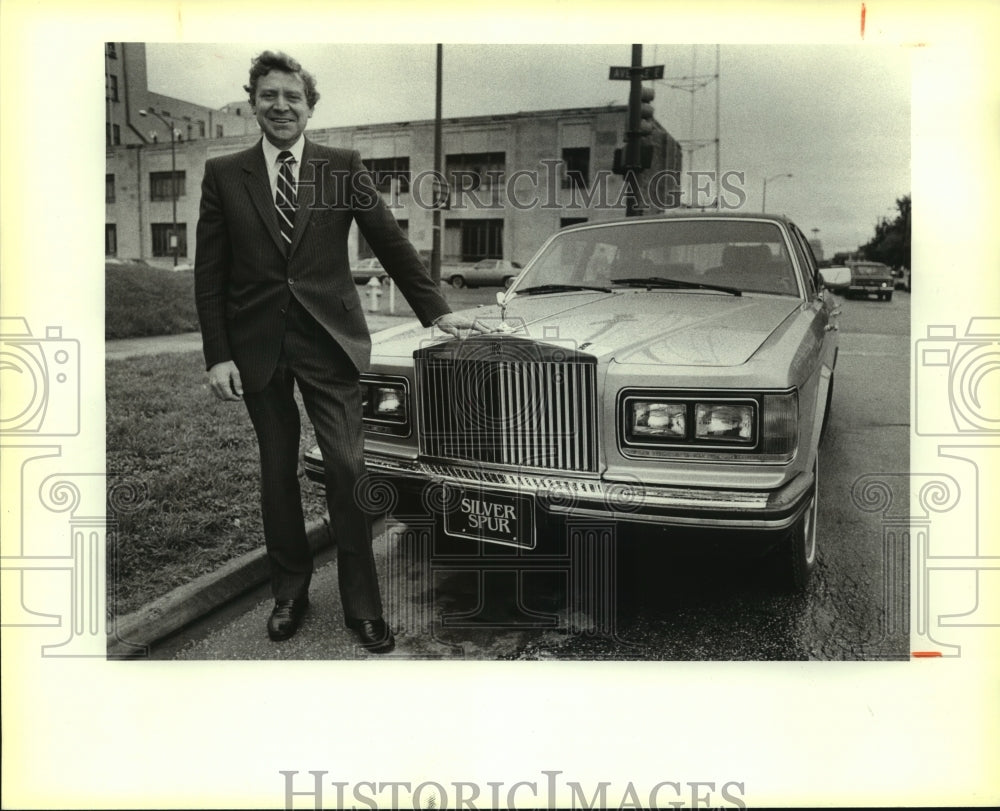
[107, 517, 334, 659]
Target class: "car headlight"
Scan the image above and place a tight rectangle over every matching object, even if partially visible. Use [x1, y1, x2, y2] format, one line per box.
[362, 376, 410, 436]
[620, 390, 797, 462]
[694, 402, 754, 442]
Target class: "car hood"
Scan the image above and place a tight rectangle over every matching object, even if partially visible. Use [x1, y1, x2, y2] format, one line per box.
[373, 290, 801, 366]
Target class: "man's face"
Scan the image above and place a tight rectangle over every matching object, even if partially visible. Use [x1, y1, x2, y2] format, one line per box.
[253, 70, 313, 149]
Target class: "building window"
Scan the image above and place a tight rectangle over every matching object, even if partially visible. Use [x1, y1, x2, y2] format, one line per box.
[105, 73, 119, 102]
[105, 224, 117, 257]
[446, 152, 505, 191]
[362, 157, 411, 193]
[106, 42, 117, 59]
[445, 219, 503, 262]
[198, 120, 206, 138]
[216, 124, 223, 138]
[561, 147, 590, 190]
[151, 223, 187, 258]
[106, 123, 121, 147]
[106, 174, 115, 203]
[150, 171, 186, 201]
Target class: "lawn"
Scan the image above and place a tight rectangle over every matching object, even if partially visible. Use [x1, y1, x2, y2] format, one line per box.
[106, 350, 324, 617]
[105, 263, 200, 338]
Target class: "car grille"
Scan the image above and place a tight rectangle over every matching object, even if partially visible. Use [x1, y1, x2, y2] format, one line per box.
[415, 336, 599, 473]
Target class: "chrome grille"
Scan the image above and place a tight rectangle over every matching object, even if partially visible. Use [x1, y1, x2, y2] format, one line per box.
[416, 338, 598, 473]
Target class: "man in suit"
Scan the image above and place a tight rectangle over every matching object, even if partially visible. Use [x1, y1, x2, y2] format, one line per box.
[195, 50, 482, 652]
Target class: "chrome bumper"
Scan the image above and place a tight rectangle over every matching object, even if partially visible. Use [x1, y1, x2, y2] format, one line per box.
[306, 451, 814, 532]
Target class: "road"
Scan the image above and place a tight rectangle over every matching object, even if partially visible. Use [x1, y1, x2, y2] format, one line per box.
[164, 289, 911, 662]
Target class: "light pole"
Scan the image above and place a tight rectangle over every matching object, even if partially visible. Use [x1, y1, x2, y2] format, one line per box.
[139, 108, 178, 266]
[762, 172, 792, 213]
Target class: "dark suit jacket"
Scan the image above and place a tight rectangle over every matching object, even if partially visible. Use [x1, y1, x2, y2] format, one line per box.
[194, 138, 450, 392]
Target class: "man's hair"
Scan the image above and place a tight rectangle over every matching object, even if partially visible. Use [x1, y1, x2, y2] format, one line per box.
[244, 50, 320, 108]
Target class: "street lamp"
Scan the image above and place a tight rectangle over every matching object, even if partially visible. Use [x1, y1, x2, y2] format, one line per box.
[139, 108, 178, 266]
[762, 172, 793, 213]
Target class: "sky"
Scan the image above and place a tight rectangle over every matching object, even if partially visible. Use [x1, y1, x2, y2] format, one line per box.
[146, 42, 911, 257]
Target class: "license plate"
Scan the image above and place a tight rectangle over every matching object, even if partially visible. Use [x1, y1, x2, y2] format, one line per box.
[442, 484, 534, 549]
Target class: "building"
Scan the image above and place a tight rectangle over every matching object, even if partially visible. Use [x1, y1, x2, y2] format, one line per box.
[105, 45, 682, 267]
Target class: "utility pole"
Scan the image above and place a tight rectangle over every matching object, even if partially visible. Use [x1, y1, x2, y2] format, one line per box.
[431, 44, 443, 285]
[609, 45, 663, 217]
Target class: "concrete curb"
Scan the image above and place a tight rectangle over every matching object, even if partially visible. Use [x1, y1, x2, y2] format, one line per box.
[107, 518, 334, 658]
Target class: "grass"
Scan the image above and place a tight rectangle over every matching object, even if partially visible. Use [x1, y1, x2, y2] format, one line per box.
[105, 263, 200, 338]
[106, 350, 325, 617]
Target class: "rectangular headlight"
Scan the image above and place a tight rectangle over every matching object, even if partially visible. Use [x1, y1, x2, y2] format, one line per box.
[619, 389, 796, 462]
[629, 401, 686, 439]
[361, 376, 410, 435]
[694, 402, 754, 442]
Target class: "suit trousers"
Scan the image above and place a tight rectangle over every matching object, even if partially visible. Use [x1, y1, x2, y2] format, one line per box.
[242, 297, 383, 620]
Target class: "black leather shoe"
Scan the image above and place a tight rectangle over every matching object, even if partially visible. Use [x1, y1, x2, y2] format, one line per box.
[346, 617, 395, 653]
[267, 597, 309, 641]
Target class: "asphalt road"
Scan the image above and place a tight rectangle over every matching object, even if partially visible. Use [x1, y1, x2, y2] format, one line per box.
[156, 288, 911, 662]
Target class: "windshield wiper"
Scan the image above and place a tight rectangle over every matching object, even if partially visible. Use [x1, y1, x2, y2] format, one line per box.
[516, 283, 613, 296]
[611, 276, 742, 296]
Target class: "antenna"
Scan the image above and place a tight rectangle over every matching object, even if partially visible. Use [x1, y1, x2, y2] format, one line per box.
[653, 44, 721, 208]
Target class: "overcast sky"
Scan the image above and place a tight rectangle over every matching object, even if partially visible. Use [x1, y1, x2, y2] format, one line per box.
[146, 43, 911, 256]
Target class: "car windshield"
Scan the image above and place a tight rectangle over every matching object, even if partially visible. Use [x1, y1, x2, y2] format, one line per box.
[853, 264, 888, 276]
[512, 219, 800, 297]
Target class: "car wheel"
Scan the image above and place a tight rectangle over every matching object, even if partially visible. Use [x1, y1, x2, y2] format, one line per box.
[884, 291, 893, 302]
[774, 454, 819, 592]
[503, 276, 514, 289]
[450, 275, 465, 289]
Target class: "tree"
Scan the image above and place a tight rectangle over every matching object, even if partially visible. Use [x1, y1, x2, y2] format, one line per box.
[861, 195, 911, 269]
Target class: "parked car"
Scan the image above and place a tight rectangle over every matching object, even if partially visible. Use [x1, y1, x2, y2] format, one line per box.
[351, 257, 388, 284]
[819, 265, 851, 294]
[306, 213, 839, 590]
[846, 260, 894, 301]
[444, 258, 522, 289]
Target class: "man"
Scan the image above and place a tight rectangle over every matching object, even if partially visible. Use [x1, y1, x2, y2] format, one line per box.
[195, 50, 481, 653]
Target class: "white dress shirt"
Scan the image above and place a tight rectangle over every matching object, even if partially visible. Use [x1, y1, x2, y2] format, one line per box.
[261, 136, 305, 201]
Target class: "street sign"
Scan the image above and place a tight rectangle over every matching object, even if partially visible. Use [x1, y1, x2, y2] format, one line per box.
[609, 65, 664, 81]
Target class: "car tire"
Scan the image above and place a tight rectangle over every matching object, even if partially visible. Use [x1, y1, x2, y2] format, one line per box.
[450, 276, 465, 289]
[503, 276, 514, 289]
[884, 291, 893, 302]
[774, 454, 819, 592]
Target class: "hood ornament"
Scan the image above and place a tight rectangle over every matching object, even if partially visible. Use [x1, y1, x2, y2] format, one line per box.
[494, 291, 518, 333]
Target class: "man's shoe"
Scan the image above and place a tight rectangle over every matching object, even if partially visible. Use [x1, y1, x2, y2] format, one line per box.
[346, 617, 395, 653]
[267, 597, 309, 641]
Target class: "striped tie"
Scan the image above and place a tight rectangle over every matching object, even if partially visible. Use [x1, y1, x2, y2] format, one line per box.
[275, 150, 297, 247]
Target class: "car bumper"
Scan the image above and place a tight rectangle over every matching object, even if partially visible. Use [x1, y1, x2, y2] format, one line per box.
[305, 450, 815, 538]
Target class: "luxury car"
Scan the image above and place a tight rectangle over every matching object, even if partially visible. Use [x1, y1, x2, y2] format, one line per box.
[444, 258, 522, 289]
[846, 260, 894, 301]
[351, 257, 388, 285]
[306, 213, 839, 590]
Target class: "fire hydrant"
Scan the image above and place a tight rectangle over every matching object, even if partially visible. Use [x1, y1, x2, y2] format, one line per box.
[365, 276, 383, 312]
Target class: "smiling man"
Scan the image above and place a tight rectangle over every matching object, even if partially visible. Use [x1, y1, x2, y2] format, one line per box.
[194, 50, 483, 653]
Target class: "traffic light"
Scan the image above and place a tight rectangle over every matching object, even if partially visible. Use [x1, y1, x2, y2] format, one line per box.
[638, 86, 655, 136]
